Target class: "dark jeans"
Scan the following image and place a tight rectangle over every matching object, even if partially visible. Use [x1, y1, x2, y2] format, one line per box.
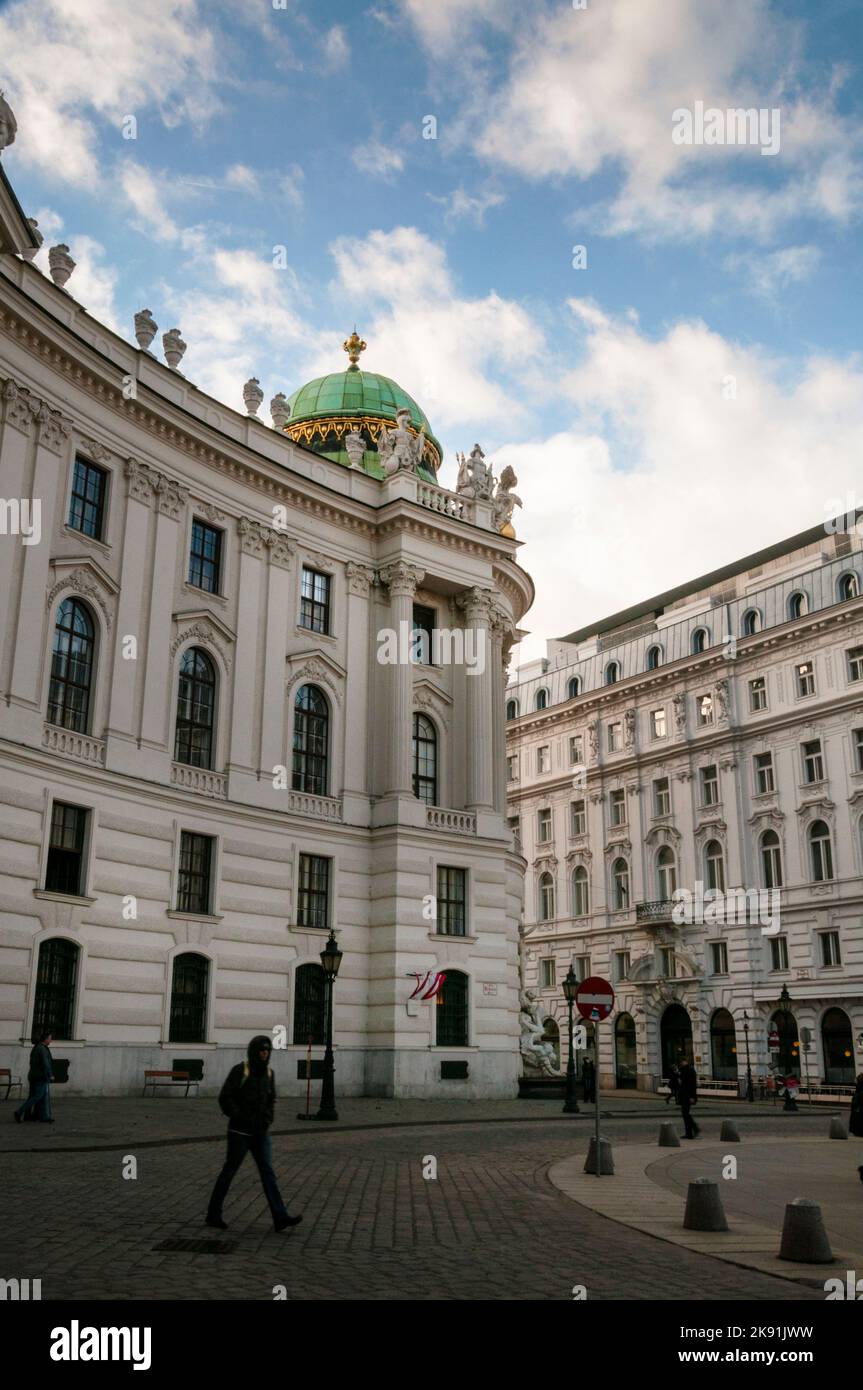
[207, 1130, 287, 1222]
[15, 1081, 52, 1121]
[681, 1098, 699, 1137]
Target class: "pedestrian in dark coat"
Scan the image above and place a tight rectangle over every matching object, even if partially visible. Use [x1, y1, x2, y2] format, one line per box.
[13, 1033, 54, 1123]
[850, 1074, 863, 1138]
[581, 1058, 596, 1104]
[678, 1059, 700, 1139]
[206, 1035, 301, 1233]
[666, 1065, 681, 1105]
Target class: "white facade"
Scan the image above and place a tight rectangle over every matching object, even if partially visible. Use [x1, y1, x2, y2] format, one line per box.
[507, 526, 863, 1092]
[0, 159, 532, 1097]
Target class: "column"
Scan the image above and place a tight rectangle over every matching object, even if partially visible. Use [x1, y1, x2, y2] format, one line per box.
[457, 586, 495, 812]
[105, 459, 156, 766]
[343, 562, 376, 820]
[489, 604, 514, 816]
[226, 519, 272, 779]
[258, 528, 294, 782]
[139, 468, 189, 751]
[379, 561, 424, 796]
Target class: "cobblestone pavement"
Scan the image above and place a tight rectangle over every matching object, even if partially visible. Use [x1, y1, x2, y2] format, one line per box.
[0, 1109, 831, 1301]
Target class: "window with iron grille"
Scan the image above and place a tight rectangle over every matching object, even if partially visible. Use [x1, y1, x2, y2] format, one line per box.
[174, 648, 216, 769]
[796, 661, 815, 697]
[48, 598, 95, 734]
[45, 802, 88, 897]
[297, 854, 330, 929]
[754, 751, 774, 795]
[436, 866, 467, 936]
[293, 685, 329, 794]
[299, 567, 331, 634]
[68, 456, 108, 540]
[32, 938, 79, 1041]
[436, 969, 468, 1047]
[411, 605, 436, 664]
[749, 676, 767, 711]
[412, 713, 437, 804]
[847, 647, 863, 682]
[770, 935, 788, 971]
[293, 963, 326, 1045]
[188, 519, 222, 594]
[700, 764, 719, 806]
[177, 832, 214, 915]
[802, 739, 824, 784]
[169, 953, 209, 1043]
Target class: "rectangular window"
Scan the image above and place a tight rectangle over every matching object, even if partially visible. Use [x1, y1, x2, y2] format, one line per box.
[847, 647, 863, 683]
[508, 815, 520, 842]
[607, 721, 622, 752]
[537, 808, 552, 843]
[437, 866, 467, 937]
[570, 800, 586, 836]
[653, 777, 671, 817]
[770, 935, 789, 972]
[300, 568, 331, 634]
[802, 739, 824, 784]
[569, 734, 583, 765]
[188, 519, 223, 594]
[710, 942, 728, 975]
[749, 676, 767, 712]
[659, 947, 675, 978]
[855, 729, 863, 774]
[754, 752, 774, 796]
[820, 931, 841, 967]
[540, 958, 555, 989]
[650, 708, 666, 740]
[700, 764, 719, 806]
[45, 802, 88, 897]
[411, 605, 436, 665]
[537, 745, 551, 774]
[507, 755, 518, 782]
[68, 457, 108, 540]
[609, 788, 627, 827]
[697, 693, 714, 726]
[297, 853, 330, 930]
[796, 661, 815, 697]
[613, 950, 630, 982]
[575, 955, 591, 981]
[177, 831, 214, 915]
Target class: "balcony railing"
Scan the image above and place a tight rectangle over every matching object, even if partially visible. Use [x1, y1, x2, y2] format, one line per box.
[636, 899, 677, 923]
[426, 806, 477, 835]
[416, 481, 474, 524]
[287, 789, 343, 822]
[171, 763, 227, 799]
[43, 724, 106, 766]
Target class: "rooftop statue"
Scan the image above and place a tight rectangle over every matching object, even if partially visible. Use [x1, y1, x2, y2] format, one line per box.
[0, 92, 17, 152]
[493, 465, 522, 537]
[378, 407, 425, 476]
[455, 443, 494, 501]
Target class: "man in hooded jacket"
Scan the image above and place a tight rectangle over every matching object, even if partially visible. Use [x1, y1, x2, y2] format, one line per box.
[206, 1035, 301, 1232]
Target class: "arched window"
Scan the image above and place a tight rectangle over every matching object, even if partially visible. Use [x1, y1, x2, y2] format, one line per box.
[838, 572, 859, 602]
[48, 598, 94, 734]
[169, 952, 209, 1043]
[506, 699, 519, 720]
[612, 858, 630, 911]
[539, 872, 555, 922]
[436, 969, 468, 1047]
[760, 829, 782, 889]
[646, 645, 661, 670]
[535, 688, 548, 711]
[615, 1012, 637, 1088]
[293, 684, 329, 794]
[571, 866, 589, 918]
[412, 713, 437, 805]
[567, 676, 580, 699]
[822, 1007, 854, 1084]
[657, 846, 677, 900]
[32, 938, 79, 1041]
[809, 820, 834, 881]
[293, 962, 326, 1045]
[742, 609, 760, 636]
[542, 1017, 561, 1070]
[705, 839, 725, 893]
[174, 647, 216, 769]
[605, 662, 619, 685]
[691, 628, 707, 654]
[770, 1008, 799, 1076]
[710, 1008, 737, 1081]
[788, 591, 806, 620]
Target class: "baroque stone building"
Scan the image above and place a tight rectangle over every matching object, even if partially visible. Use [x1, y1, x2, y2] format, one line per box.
[0, 138, 532, 1097]
[507, 521, 863, 1093]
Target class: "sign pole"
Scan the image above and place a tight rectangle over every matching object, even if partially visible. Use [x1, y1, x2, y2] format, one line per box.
[574, 977, 615, 1179]
[593, 1009, 601, 1177]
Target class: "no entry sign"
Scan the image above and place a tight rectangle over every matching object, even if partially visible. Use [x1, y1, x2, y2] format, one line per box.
[576, 976, 615, 1022]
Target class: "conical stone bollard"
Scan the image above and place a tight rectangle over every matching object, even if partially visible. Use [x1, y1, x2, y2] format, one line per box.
[683, 1178, 729, 1232]
[779, 1199, 833, 1263]
[659, 1121, 681, 1147]
[828, 1117, 848, 1140]
[583, 1136, 614, 1174]
[720, 1120, 741, 1142]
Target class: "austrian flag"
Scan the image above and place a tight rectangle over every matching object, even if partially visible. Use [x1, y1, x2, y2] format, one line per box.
[407, 971, 446, 1001]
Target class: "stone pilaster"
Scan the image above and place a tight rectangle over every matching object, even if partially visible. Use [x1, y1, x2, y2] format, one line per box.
[457, 586, 496, 813]
[343, 563, 376, 820]
[379, 560, 424, 797]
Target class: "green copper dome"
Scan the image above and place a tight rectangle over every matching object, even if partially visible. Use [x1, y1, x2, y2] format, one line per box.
[282, 336, 442, 479]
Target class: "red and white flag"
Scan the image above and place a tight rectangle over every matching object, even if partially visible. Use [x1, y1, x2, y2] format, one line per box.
[407, 971, 446, 1000]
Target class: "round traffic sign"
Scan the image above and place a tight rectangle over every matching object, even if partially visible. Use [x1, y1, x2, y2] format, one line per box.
[575, 975, 615, 1022]
[768, 1031, 780, 1047]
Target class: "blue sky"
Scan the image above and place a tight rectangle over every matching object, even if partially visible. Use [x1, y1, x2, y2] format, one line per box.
[2, 0, 862, 658]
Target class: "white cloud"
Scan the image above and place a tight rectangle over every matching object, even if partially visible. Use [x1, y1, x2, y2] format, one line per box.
[724, 244, 821, 300]
[427, 187, 505, 227]
[120, 163, 180, 243]
[351, 139, 405, 180]
[394, 0, 514, 52]
[322, 25, 350, 71]
[33, 228, 119, 330]
[225, 164, 260, 195]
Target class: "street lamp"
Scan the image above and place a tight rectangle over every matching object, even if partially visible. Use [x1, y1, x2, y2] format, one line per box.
[316, 929, 343, 1121]
[778, 984, 798, 1112]
[561, 966, 580, 1115]
[742, 1012, 754, 1102]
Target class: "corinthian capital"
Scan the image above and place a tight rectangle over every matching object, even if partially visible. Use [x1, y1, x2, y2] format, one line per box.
[346, 561, 376, 596]
[380, 560, 425, 598]
[456, 585, 495, 625]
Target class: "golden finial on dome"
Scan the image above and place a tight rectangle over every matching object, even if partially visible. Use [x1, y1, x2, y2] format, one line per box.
[343, 329, 367, 370]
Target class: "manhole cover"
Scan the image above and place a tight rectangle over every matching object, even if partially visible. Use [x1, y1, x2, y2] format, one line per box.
[151, 1238, 236, 1254]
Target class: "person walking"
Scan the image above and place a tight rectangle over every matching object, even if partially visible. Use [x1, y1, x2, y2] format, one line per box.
[581, 1057, 596, 1104]
[849, 1073, 863, 1138]
[206, 1035, 301, 1233]
[678, 1058, 700, 1139]
[665, 1064, 681, 1106]
[13, 1032, 55, 1123]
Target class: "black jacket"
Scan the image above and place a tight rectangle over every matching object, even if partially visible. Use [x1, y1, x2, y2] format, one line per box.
[850, 1082, 863, 1138]
[28, 1043, 54, 1085]
[218, 1036, 276, 1136]
[678, 1065, 698, 1103]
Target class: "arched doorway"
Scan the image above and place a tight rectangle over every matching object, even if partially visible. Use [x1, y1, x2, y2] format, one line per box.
[660, 1003, 692, 1077]
[770, 1009, 799, 1077]
[615, 1013, 637, 1089]
[542, 1017, 560, 1070]
[710, 1009, 737, 1081]
[821, 1008, 855, 1084]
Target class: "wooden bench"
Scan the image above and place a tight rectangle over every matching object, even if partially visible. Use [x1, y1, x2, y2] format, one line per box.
[142, 1069, 199, 1098]
[0, 1068, 22, 1101]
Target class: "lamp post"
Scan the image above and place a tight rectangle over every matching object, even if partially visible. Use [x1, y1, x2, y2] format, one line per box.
[316, 929, 343, 1122]
[778, 984, 798, 1112]
[742, 1011, 754, 1102]
[561, 966, 580, 1115]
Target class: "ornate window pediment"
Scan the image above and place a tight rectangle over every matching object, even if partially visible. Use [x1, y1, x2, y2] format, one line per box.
[604, 837, 632, 859]
[694, 817, 727, 846]
[413, 677, 453, 727]
[796, 797, 835, 823]
[644, 823, 681, 849]
[748, 806, 785, 831]
[286, 650, 346, 704]
[171, 612, 236, 670]
[46, 558, 119, 629]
